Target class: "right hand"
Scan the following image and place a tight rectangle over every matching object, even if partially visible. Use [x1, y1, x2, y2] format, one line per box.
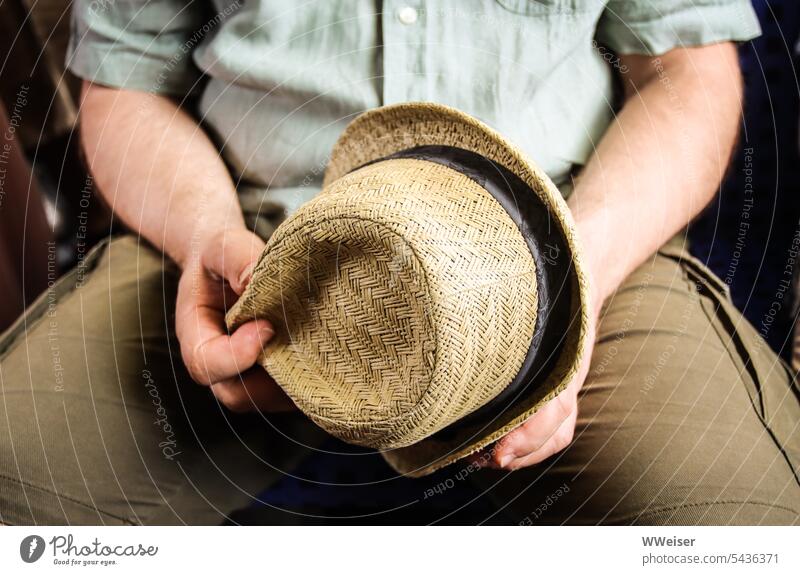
[174, 228, 295, 413]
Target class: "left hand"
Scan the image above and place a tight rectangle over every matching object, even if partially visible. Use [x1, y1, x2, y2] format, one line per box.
[474, 301, 599, 471]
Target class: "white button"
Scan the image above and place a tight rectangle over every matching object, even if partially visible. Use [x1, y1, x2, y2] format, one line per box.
[397, 6, 418, 25]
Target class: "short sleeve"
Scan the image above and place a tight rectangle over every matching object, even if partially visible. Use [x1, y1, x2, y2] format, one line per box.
[596, 0, 762, 55]
[66, 0, 207, 96]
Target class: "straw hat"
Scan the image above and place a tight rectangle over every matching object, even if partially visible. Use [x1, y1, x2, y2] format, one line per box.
[226, 102, 589, 477]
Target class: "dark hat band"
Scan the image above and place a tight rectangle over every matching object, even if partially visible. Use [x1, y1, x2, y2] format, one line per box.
[357, 145, 575, 440]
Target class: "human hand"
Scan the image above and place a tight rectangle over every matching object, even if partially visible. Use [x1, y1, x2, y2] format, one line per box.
[475, 300, 599, 471]
[175, 228, 295, 412]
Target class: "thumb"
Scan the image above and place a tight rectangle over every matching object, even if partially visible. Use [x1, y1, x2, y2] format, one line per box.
[201, 228, 266, 295]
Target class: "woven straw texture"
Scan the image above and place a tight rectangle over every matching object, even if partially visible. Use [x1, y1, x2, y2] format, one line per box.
[227, 157, 538, 448]
[323, 103, 588, 476]
[228, 102, 589, 477]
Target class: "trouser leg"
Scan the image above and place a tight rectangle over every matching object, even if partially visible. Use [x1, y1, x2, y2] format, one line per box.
[474, 244, 800, 525]
[0, 236, 325, 525]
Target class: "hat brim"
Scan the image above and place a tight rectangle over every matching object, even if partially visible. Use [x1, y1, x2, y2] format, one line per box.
[325, 102, 590, 477]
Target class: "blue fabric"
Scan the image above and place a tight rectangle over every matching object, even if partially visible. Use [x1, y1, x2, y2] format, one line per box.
[690, 0, 800, 360]
[246, 438, 496, 524]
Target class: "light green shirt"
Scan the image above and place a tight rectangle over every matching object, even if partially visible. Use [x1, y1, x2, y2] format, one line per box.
[67, 0, 760, 231]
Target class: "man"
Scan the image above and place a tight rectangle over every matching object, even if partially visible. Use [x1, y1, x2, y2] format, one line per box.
[1, 0, 798, 525]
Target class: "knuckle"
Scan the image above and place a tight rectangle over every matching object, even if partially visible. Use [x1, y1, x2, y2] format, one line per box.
[557, 425, 575, 448]
[183, 355, 205, 384]
[186, 356, 213, 385]
[177, 335, 201, 377]
[497, 434, 515, 452]
[186, 342, 223, 385]
[555, 395, 574, 419]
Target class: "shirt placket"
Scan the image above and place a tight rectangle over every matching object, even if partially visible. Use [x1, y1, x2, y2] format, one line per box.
[381, 0, 427, 104]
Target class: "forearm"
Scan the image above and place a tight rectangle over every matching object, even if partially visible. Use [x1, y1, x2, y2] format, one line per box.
[568, 43, 743, 307]
[79, 82, 244, 268]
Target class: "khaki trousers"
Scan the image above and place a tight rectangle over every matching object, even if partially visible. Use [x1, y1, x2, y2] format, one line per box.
[1, 235, 798, 524]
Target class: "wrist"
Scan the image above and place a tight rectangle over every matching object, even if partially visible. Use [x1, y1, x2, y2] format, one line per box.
[569, 210, 618, 318]
[580, 256, 605, 321]
[178, 214, 249, 271]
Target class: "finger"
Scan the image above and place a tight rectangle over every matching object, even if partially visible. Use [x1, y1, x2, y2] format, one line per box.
[493, 390, 577, 467]
[211, 369, 296, 413]
[466, 447, 496, 469]
[183, 312, 275, 385]
[467, 436, 516, 470]
[503, 408, 577, 471]
[202, 229, 266, 295]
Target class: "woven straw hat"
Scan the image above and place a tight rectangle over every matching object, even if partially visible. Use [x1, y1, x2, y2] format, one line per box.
[226, 102, 589, 477]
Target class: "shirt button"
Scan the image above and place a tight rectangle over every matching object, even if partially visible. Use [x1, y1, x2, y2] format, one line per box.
[397, 6, 418, 25]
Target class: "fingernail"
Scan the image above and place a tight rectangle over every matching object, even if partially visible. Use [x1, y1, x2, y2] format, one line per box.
[238, 263, 255, 291]
[257, 323, 274, 341]
[499, 454, 515, 468]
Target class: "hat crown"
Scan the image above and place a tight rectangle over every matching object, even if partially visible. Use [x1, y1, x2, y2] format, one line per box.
[230, 157, 538, 448]
[226, 102, 589, 476]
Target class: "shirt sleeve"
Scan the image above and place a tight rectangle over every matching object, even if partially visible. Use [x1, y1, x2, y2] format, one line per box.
[596, 0, 762, 55]
[66, 0, 207, 96]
